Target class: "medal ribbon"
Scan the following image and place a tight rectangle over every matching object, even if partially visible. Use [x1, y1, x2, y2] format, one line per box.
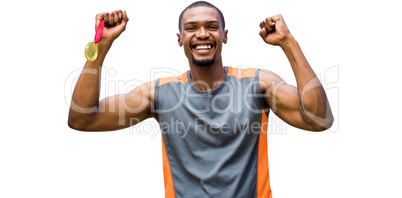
[94, 20, 104, 43]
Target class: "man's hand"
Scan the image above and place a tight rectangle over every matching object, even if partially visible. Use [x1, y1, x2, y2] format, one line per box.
[259, 14, 292, 46]
[95, 10, 129, 45]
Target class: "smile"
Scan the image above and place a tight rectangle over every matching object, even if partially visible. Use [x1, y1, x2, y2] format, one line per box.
[191, 43, 215, 54]
[193, 44, 212, 50]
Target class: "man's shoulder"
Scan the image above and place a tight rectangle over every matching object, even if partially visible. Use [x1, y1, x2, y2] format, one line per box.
[157, 71, 189, 87]
[226, 66, 257, 79]
[258, 69, 286, 94]
[258, 68, 282, 81]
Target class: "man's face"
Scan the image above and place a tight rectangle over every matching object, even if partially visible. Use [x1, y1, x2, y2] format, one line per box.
[177, 7, 228, 66]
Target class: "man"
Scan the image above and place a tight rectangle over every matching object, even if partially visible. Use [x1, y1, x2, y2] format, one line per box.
[68, 1, 334, 197]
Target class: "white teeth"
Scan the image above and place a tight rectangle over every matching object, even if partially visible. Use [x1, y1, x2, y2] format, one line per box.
[195, 45, 211, 50]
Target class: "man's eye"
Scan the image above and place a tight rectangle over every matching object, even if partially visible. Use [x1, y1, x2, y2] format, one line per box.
[209, 26, 218, 29]
[186, 27, 195, 31]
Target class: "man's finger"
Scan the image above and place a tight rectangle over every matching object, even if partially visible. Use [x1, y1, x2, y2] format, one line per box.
[259, 21, 265, 29]
[95, 14, 101, 30]
[108, 12, 115, 27]
[113, 10, 120, 26]
[264, 18, 275, 33]
[95, 13, 107, 30]
[271, 15, 284, 27]
[117, 10, 122, 24]
[267, 17, 276, 27]
[120, 10, 129, 27]
[102, 13, 109, 27]
[122, 10, 128, 20]
[259, 27, 268, 39]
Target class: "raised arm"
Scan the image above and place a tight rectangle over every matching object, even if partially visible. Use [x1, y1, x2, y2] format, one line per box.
[258, 14, 334, 131]
[68, 10, 156, 131]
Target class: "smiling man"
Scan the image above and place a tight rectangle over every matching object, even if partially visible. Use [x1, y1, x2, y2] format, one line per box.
[178, 3, 227, 68]
[68, 1, 334, 197]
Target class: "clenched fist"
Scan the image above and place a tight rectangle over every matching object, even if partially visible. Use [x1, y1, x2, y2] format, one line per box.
[259, 14, 292, 46]
[95, 10, 129, 43]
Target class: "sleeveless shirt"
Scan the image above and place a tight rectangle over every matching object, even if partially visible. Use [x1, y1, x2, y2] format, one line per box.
[154, 66, 272, 198]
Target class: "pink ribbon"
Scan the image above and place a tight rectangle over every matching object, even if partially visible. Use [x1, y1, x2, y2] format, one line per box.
[94, 20, 104, 43]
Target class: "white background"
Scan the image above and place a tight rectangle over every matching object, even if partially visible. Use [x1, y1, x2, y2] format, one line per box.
[1, 0, 401, 197]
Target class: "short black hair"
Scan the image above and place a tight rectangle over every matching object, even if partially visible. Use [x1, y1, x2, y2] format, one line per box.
[178, 1, 225, 32]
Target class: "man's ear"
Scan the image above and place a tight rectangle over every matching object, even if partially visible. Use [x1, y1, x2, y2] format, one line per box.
[223, 29, 228, 44]
[177, 33, 183, 47]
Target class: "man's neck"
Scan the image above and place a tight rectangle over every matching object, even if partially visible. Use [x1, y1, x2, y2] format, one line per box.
[188, 58, 225, 92]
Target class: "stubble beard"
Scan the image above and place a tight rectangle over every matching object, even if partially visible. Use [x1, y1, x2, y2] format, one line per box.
[191, 54, 216, 66]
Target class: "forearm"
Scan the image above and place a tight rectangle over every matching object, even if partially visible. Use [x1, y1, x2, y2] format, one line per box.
[68, 41, 112, 128]
[281, 37, 333, 127]
[281, 37, 318, 96]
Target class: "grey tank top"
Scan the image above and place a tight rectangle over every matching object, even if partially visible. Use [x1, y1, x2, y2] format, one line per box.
[155, 66, 272, 198]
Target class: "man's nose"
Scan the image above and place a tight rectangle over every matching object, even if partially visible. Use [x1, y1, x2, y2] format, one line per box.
[196, 27, 209, 39]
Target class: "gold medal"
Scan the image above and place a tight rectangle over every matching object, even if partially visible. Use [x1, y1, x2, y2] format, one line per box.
[84, 41, 98, 62]
[84, 20, 104, 62]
